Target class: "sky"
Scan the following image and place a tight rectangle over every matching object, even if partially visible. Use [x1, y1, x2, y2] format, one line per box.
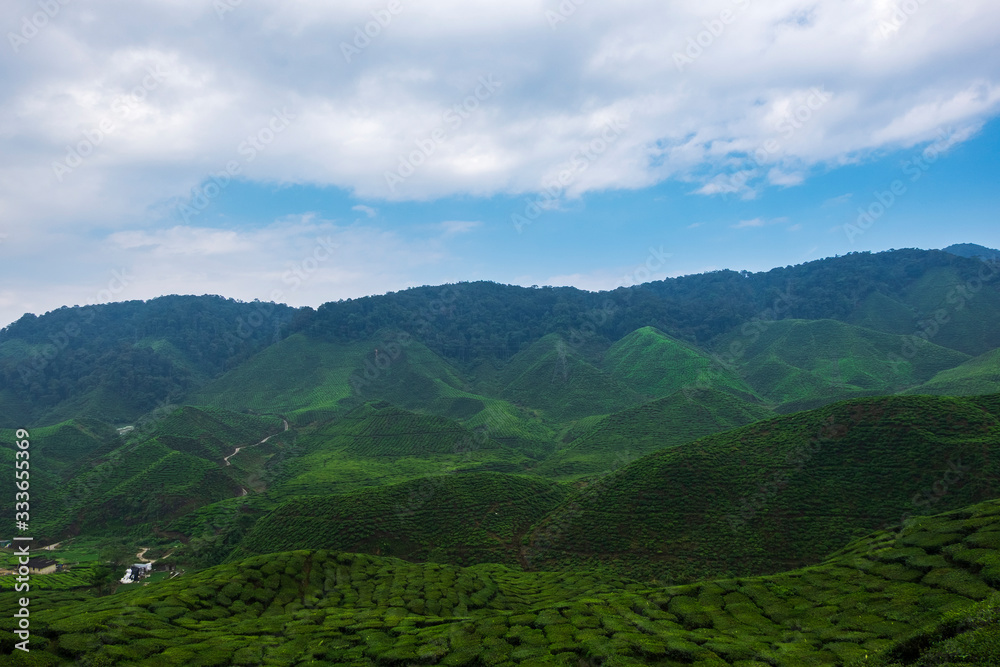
[1, 0, 999, 328]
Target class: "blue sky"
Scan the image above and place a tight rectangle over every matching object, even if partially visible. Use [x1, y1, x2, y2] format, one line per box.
[1, 0, 999, 328]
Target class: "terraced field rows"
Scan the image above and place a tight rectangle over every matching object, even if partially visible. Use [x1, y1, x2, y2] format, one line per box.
[9, 499, 1000, 665]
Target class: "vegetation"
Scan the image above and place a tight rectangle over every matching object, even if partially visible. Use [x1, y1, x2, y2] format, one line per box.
[523, 394, 1000, 584]
[904, 347, 1000, 397]
[534, 388, 773, 479]
[7, 498, 1000, 665]
[232, 472, 569, 568]
[711, 318, 969, 412]
[3, 247, 1000, 664]
[0, 295, 297, 427]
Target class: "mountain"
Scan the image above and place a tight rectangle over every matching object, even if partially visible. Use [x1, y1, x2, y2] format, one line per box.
[492, 333, 643, 421]
[0, 406, 284, 539]
[257, 402, 534, 498]
[0, 295, 298, 427]
[4, 248, 1000, 432]
[9, 496, 1000, 665]
[905, 346, 1000, 397]
[713, 318, 970, 411]
[230, 472, 569, 567]
[534, 387, 773, 479]
[523, 393, 1000, 583]
[944, 242, 1000, 261]
[603, 326, 759, 401]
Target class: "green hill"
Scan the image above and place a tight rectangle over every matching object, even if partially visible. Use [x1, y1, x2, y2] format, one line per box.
[190, 331, 557, 456]
[231, 472, 569, 567]
[10, 497, 1000, 665]
[265, 403, 534, 497]
[0, 418, 121, 536]
[1, 407, 284, 539]
[523, 394, 1000, 584]
[534, 388, 774, 479]
[187, 333, 372, 421]
[894, 263, 1000, 356]
[604, 326, 759, 401]
[714, 318, 970, 410]
[0, 295, 298, 427]
[495, 333, 643, 421]
[905, 346, 1000, 397]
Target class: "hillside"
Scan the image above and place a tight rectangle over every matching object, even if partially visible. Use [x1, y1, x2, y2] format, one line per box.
[0, 295, 298, 427]
[8, 497, 1000, 665]
[0, 407, 284, 540]
[712, 318, 970, 411]
[523, 393, 1000, 583]
[603, 326, 759, 401]
[944, 242, 1000, 261]
[905, 346, 1000, 397]
[534, 388, 774, 479]
[230, 472, 569, 567]
[3, 249, 1000, 433]
[260, 402, 534, 498]
[493, 333, 644, 421]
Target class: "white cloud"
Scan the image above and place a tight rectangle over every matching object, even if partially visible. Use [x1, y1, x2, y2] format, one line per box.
[1, 0, 999, 323]
[1, 0, 997, 239]
[0, 217, 454, 328]
[732, 218, 766, 229]
[437, 220, 482, 235]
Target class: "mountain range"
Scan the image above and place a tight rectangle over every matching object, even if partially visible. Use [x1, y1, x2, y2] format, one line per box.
[3, 245, 1000, 665]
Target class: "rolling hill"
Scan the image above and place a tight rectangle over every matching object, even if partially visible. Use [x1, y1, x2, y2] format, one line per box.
[712, 318, 970, 411]
[0, 407, 284, 540]
[493, 333, 644, 422]
[230, 472, 570, 568]
[604, 326, 760, 401]
[259, 402, 535, 498]
[533, 387, 774, 479]
[523, 393, 1000, 584]
[905, 346, 1000, 397]
[9, 497, 1000, 665]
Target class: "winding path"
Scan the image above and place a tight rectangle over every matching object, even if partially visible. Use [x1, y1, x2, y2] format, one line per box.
[224, 418, 289, 467]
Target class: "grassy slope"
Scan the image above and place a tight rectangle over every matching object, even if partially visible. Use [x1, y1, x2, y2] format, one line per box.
[496, 333, 644, 422]
[9, 498, 1000, 665]
[605, 326, 759, 401]
[896, 264, 1000, 355]
[904, 346, 1000, 397]
[22, 407, 283, 539]
[263, 403, 534, 498]
[191, 332, 558, 457]
[534, 388, 775, 479]
[187, 333, 369, 420]
[523, 394, 1000, 584]
[231, 472, 570, 568]
[0, 419, 121, 538]
[714, 318, 970, 411]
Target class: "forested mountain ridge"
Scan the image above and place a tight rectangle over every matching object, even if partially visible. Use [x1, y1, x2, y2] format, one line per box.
[2, 247, 999, 429]
[3, 245, 1000, 665]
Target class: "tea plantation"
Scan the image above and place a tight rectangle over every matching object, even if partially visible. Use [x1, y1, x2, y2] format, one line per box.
[7, 498, 1000, 665]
